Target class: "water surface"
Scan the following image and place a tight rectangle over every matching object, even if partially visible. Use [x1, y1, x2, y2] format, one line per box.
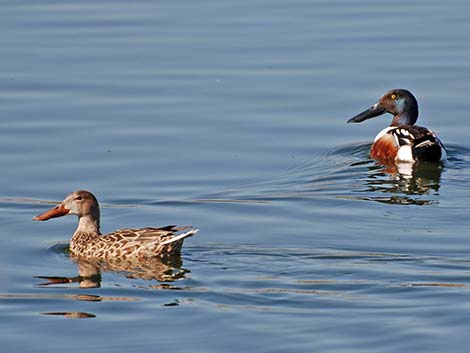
[1, 1, 470, 352]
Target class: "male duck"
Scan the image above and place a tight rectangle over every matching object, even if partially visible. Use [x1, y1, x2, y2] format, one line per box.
[33, 190, 198, 259]
[347, 89, 446, 163]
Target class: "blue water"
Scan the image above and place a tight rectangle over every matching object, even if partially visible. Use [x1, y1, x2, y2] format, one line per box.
[1, 1, 470, 352]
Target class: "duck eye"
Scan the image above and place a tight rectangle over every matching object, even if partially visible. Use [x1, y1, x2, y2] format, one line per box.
[390, 94, 397, 99]
[74, 196, 83, 201]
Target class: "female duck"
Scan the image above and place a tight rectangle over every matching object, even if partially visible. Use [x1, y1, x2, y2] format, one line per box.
[33, 190, 197, 259]
[347, 89, 446, 163]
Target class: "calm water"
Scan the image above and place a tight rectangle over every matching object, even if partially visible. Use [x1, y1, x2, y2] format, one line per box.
[1, 1, 470, 352]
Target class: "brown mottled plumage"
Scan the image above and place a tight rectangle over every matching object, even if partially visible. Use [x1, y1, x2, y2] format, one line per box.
[33, 190, 198, 259]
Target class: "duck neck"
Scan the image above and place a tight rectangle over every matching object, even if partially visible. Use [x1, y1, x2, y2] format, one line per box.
[75, 213, 100, 235]
[391, 104, 418, 126]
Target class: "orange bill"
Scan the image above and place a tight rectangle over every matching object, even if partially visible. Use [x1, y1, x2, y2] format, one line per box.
[33, 204, 70, 221]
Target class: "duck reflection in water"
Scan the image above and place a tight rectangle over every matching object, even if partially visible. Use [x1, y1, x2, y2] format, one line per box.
[356, 159, 443, 205]
[37, 253, 189, 288]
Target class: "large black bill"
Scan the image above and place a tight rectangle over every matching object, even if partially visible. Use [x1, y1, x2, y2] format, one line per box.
[347, 103, 386, 123]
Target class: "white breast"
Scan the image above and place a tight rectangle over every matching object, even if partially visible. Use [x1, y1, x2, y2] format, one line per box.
[396, 145, 414, 162]
[373, 127, 396, 142]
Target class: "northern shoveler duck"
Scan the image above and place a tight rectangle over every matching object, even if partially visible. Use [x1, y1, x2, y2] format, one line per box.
[347, 89, 446, 163]
[33, 190, 198, 259]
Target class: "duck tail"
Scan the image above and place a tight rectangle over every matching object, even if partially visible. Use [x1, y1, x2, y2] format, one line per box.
[160, 227, 198, 246]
